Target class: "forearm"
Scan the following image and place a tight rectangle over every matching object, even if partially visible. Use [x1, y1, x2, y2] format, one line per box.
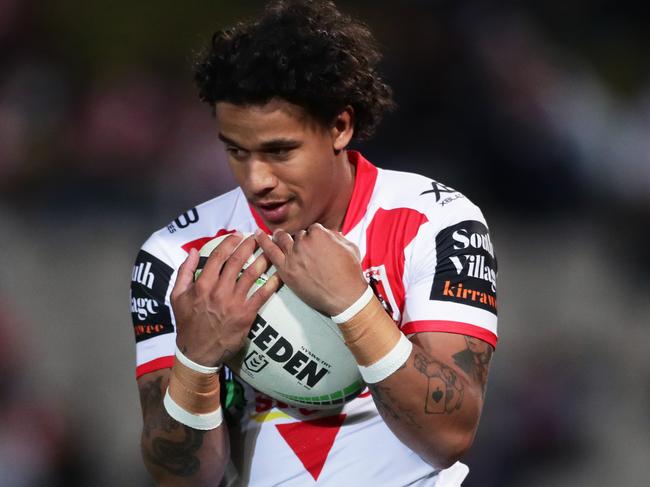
[367, 343, 483, 468]
[139, 371, 230, 485]
[337, 296, 488, 469]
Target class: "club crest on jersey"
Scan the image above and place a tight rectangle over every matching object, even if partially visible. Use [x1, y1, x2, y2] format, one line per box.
[364, 265, 400, 322]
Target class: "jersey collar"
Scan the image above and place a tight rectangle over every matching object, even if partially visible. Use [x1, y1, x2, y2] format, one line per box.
[340, 150, 378, 235]
[248, 150, 378, 236]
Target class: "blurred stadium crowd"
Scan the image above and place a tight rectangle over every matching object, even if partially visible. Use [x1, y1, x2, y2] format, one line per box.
[0, 1, 648, 485]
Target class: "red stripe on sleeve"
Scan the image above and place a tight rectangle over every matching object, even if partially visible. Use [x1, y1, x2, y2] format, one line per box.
[136, 355, 174, 378]
[401, 320, 498, 348]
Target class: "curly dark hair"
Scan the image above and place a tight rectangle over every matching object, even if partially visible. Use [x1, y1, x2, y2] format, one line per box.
[194, 0, 395, 141]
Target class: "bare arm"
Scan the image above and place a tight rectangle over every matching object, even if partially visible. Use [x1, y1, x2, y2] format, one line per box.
[137, 233, 280, 485]
[137, 369, 229, 485]
[368, 332, 492, 468]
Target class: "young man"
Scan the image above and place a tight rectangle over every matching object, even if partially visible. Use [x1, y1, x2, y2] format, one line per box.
[131, 1, 497, 485]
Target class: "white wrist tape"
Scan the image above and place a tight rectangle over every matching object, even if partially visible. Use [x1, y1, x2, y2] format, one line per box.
[163, 388, 223, 430]
[331, 286, 374, 324]
[358, 333, 413, 384]
[175, 345, 221, 375]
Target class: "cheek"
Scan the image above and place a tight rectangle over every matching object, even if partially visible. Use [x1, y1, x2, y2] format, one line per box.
[298, 165, 330, 200]
[227, 160, 243, 183]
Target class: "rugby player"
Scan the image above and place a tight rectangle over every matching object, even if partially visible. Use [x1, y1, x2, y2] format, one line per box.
[131, 1, 497, 485]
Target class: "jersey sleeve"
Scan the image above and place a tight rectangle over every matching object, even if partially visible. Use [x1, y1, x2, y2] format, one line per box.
[401, 202, 498, 348]
[130, 233, 178, 378]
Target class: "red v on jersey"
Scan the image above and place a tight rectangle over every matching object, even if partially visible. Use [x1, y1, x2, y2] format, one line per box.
[275, 414, 347, 481]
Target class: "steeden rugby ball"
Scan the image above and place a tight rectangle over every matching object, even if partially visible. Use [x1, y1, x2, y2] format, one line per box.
[195, 233, 363, 409]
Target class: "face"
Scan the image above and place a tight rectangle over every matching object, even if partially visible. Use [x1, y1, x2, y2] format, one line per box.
[216, 99, 354, 234]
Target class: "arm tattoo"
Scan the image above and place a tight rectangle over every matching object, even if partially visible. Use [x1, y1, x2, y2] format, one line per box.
[140, 376, 207, 477]
[452, 337, 493, 394]
[413, 353, 464, 414]
[145, 428, 205, 476]
[369, 375, 422, 430]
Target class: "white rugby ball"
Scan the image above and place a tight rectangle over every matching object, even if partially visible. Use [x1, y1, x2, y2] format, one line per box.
[195, 233, 363, 409]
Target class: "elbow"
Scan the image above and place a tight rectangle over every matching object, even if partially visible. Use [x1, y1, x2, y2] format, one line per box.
[435, 440, 473, 470]
[425, 427, 477, 470]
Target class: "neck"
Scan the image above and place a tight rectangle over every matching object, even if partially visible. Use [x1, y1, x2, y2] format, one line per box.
[321, 150, 356, 232]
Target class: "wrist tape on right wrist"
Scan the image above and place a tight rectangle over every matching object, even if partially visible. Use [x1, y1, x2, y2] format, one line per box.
[163, 352, 223, 430]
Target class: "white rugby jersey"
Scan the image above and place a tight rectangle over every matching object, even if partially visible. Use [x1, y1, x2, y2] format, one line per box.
[131, 151, 497, 486]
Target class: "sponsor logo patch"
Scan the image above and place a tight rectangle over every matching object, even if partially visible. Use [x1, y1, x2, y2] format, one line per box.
[167, 208, 200, 233]
[420, 180, 465, 206]
[133, 323, 168, 338]
[430, 220, 497, 314]
[130, 250, 175, 342]
[130, 295, 159, 321]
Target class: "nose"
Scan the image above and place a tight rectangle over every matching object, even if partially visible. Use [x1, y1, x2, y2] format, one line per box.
[243, 158, 277, 196]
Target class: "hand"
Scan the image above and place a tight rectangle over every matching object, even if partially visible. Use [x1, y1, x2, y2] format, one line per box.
[255, 224, 368, 316]
[170, 233, 281, 366]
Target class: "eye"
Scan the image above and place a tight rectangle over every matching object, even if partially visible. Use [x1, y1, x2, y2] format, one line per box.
[226, 146, 248, 160]
[267, 147, 292, 160]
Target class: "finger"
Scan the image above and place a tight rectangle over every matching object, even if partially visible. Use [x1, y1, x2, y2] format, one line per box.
[255, 229, 286, 269]
[221, 234, 256, 284]
[246, 273, 282, 310]
[199, 232, 243, 282]
[272, 229, 294, 254]
[307, 222, 327, 235]
[293, 229, 308, 243]
[235, 251, 272, 297]
[331, 230, 361, 258]
[171, 248, 199, 300]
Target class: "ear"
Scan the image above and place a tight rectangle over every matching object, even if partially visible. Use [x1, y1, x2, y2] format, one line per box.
[330, 106, 355, 152]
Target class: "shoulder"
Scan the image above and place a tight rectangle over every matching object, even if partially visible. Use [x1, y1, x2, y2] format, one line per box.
[138, 187, 255, 268]
[372, 168, 488, 231]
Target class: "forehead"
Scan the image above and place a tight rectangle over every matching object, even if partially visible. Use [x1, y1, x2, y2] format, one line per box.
[216, 99, 324, 143]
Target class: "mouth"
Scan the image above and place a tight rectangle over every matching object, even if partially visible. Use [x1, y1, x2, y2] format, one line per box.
[255, 199, 292, 223]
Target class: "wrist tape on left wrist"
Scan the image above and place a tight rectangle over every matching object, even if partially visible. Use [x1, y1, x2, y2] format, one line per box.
[335, 290, 412, 384]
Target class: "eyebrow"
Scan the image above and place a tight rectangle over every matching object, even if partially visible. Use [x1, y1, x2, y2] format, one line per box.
[218, 133, 301, 151]
[218, 133, 243, 148]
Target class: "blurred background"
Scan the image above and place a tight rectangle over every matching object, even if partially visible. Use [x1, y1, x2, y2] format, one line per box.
[0, 0, 648, 485]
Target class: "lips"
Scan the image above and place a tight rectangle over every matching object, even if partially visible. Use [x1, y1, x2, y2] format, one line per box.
[255, 199, 292, 223]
